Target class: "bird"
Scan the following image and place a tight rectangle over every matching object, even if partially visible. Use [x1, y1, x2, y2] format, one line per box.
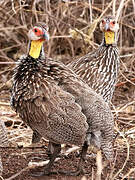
[11, 22, 114, 178]
[68, 16, 119, 103]
[0, 120, 9, 175]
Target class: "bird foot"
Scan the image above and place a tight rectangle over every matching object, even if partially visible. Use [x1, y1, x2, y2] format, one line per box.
[46, 148, 52, 158]
[30, 168, 58, 177]
[30, 156, 44, 161]
[58, 168, 85, 176]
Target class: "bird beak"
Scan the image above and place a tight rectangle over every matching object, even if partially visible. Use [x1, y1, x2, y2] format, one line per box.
[104, 22, 110, 31]
[42, 30, 50, 41]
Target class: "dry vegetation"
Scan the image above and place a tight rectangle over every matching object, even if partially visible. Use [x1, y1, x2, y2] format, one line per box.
[0, 0, 135, 179]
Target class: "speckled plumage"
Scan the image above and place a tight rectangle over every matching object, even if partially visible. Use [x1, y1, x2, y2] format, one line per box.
[11, 23, 114, 175]
[11, 54, 114, 162]
[0, 121, 8, 147]
[11, 55, 88, 147]
[69, 16, 119, 103]
[0, 120, 9, 175]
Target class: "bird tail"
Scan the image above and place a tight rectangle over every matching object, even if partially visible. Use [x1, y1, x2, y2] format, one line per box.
[101, 140, 114, 162]
[0, 120, 9, 147]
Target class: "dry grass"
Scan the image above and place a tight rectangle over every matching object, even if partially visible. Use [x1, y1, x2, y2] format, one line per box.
[0, 0, 135, 179]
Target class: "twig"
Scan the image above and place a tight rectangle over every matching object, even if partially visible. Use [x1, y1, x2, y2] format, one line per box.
[98, 0, 114, 20]
[28, 157, 60, 168]
[0, 44, 21, 52]
[120, 53, 135, 58]
[110, 102, 118, 118]
[31, 0, 39, 22]
[89, 0, 92, 24]
[96, 150, 102, 180]
[0, 79, 12, 91]
[0, 26, 27, 31]
[0, 176, 4, 180]
[117, 119, 135, 126]
[121, 167, 135, 180]
[113, 0, 116, 16]
[112, 126, 130, 180]
[121, 46, 135, 52]
[132, 0, 135, 13]
[47, 28, 57, 57]
[122, 22, 135, 30]
[115, 0, 125, 22]
[11, 0, 16, 14]
[81, 176, 87, 180]
[64, 146, 80, 156]
[0, 62, 18, 65]
[5, 166, 30, 180]
[91, 167, 94, 180]
[119, 70, 135, 86]
[115, 101, 135, 113]
[51, 35, 71, 39]
[102, 0, 105, 10]
[0, 102, 10, 106]
[116, 78, 135, 87]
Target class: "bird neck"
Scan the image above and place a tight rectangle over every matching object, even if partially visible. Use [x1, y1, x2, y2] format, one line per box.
[28, 39, 45, 59]
[103, 31, 116, 45]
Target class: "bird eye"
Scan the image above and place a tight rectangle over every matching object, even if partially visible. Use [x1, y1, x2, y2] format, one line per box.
[34, 28, 38, 33]
[102, 20, 105, 24]
[32, 27, 45, 37]
[112, 21, 115, 25]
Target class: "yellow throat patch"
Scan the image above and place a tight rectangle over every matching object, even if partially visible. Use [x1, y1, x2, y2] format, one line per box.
[104, 31, 115, 44]
[29, 40, 44, 59]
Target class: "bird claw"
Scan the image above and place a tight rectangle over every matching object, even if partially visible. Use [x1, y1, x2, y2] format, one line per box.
[30, 168, 58, 177]
[30, 169, 47, 177]
[58, 168, 85, 176]
[30, 156, 44, 161]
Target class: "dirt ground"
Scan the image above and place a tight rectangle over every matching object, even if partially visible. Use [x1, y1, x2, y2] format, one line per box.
[1, 145, 135, 180]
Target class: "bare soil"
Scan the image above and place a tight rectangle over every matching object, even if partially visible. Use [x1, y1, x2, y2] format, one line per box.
[1, 145, 135, 180]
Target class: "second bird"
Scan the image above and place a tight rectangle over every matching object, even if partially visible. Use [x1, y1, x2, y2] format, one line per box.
[69, 16, 120, 103]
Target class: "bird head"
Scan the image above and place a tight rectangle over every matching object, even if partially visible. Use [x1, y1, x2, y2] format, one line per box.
[28, 22, 49, 41]
[100, 16, 119, 33]
[100, 16, 119, 45]
[28, 23, 49, 59]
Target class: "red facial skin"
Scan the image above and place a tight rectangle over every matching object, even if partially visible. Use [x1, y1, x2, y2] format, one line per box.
[102, 20, 106, 25]
[33, 28, 45, 42]
[33, 28, 44, 36]
[110, 21, 115, 27]
[102, 20, 115, 30]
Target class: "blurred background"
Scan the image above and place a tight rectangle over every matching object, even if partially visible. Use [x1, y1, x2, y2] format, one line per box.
[0, 0, 135, 179]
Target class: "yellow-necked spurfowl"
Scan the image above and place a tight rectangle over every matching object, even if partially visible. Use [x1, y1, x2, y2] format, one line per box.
[69, 16, 119, 103]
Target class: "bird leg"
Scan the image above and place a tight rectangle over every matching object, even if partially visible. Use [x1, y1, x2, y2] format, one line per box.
[46, 141, 53, 158]
[59, 142, 88, 176]
[76, 141, 89, 175]
[31, 142, 61, 176]
[32, 130, 42, 143]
